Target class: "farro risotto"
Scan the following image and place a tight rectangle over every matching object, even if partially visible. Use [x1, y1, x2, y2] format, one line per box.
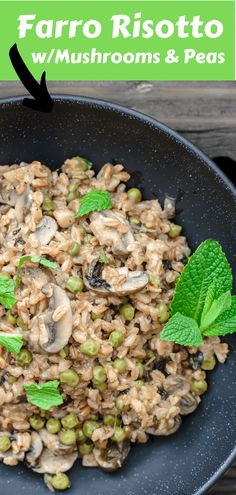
[0, 157, 229, 491]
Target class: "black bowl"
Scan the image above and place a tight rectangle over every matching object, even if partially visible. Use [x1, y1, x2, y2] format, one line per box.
[0, 95, 236, 495]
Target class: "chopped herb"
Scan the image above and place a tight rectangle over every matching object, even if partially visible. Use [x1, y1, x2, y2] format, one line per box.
[0, 278, 16, 309]
[0, 333, 23, 355]
[98, 250, 107, 264]
[30, 255, 60, 272]
[74, 189, 112, 218]
[16, 255, 61, 287]
[160, 240, 235, 347]
[24, 380, 63, 410]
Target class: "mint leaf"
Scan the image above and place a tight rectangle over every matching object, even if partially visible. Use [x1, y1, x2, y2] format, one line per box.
[24, 380, 63, 410]
[200, 290, 232, 330]
[16, 256, 31, 287]
[203, 296, 236, 337]
[98, 250, 107, 264]
[160, 312, 203, 347]
[30, 255, 60, 272]
[17, 254, 60, 287]
[0, 278, 16, 309]
[0, 333, 23, 354]
[74, 189, 112, 218]
[200, 281, 216, 323]
[171, 240, 232, 325]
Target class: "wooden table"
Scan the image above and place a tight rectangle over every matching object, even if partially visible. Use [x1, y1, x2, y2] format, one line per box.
[0, 81, 235, 494]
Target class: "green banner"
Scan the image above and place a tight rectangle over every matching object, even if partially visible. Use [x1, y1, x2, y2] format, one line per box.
[0, 0, 234, 80]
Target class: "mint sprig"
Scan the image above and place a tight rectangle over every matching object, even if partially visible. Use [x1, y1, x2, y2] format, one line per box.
[0, 278, 16, 309]
[0, 333, 23, 354]
[160, 240, 235, 347]
[24, 380, 63, 410]
[16, 255, 60, 287]
[170, 240, 232, 323]
[74, 189, 112, 218]
[160, 313, 203, 347]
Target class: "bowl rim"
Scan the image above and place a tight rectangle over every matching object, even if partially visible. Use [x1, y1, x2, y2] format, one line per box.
[0, 94, 235, 202]
[0, 93, 235, 495]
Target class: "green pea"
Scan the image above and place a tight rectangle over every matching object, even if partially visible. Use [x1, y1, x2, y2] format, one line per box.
[133, 380, 144, 388]
[168, 223, 182, 238]
[92, 381, 107, 391]
[137, 362, 145, 378]
[92, 365, 107, 384]
[59, 369, 79, 387]
[146, 350, 155, 359]
[66, 276, 84, 293]
[67, 191, 80, 202]
[79, 339, 100, 357]
[156, 303, 169, 324]
[84, 234, 92, 244]
[61, 413, 79, 429]
[68, 242, 80, 257]
[201, 354, 216, 371]
[42, 196, 56, 212]
[112, 426, 126, 443]
[103, 415, 121, 427]
[59, 345, 70, 359]
[82, 420, 100, 439]
[0, 272, 11, 280]
[75, 428, 86, 444]
[108, 331, 124, 348]
[119, 303, 135, 321]
[129, 216, 140, 225]
[113, 359, 127, 373]
[91, 311, 104, 321]
[90, 414, 99, 421]
[40, 409, 50, 419]
[0, 435, 11, 452]
[16, 348, 32, 367]
[75, 156, 92, 171]
[59, 429, 76, 445]
[116, 396, 124, 411]
[51, 473, 71, 491]
[68, 182, 78, 193]
[46, 418, 61, 434]
[149, 274, 160, 287]
[6, 311, 17, 325]
[7, 375, 17, 384]
[191, 380, 208, 396]
[79, 442, 93, 455]
[29, 415, 45, 431]
[127, 188, 142, 203]
[16, 316, 28, 331]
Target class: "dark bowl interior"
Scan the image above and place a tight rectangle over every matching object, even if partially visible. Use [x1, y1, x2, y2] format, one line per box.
[0, 95, 235, 495]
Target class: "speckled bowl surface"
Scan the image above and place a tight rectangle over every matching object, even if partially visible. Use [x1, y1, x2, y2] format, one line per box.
[0, 95, 235, 495]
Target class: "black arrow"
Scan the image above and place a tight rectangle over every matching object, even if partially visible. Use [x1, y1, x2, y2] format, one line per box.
[9, 43, 53, 112]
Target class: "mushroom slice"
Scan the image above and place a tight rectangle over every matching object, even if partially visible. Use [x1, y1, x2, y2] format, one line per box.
[84, 260, 148, 296]
[93, 441, 130, 472]
[32, 449, 78, 474]
[35, 216, 57, 245]
[0, 185, 32, 223]
[90, 210, 135, 255]
[82, 453, 99, 467]
[38, 284, 72, 353]
[164, 376, 190, 397]
[147, 415, 182, 436]
[179, 393, 200, 416]
[39, 429, 75, 454]
[26, 432, 43, 467]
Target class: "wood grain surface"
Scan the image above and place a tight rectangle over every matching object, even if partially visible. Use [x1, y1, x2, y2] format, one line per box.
[0, 80, 235, 494]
